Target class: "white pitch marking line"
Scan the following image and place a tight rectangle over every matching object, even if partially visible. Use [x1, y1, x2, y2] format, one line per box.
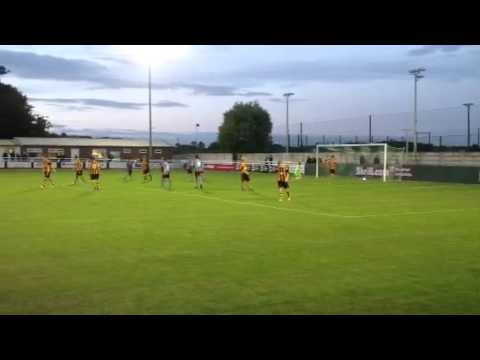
[169, 190, 479, 219]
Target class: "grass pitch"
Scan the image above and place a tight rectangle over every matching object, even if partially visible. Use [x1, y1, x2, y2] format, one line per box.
[1, 168, 480, 314]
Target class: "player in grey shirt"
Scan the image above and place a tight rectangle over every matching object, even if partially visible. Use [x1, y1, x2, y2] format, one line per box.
[194, 155, 204, 190]
[161, 158, 171, 190]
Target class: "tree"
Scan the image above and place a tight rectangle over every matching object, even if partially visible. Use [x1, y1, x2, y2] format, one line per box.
[218, 102, 272, 153]
[0, 82, 53, 138]
[208, 141, 220, 152]
[270, 143, 286, 153]
[198, 141, 205, 150]
[0, 65, 10, 78]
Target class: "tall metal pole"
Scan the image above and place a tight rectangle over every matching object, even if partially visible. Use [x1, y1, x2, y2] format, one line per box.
[300, 122, 303, 148]
[468, 107, 471, 147]
[409, 68, 426, 154]
[283, 92, 294, 153]
[286, 97, 290, 152]
[463, 103, 474, 147]
[369, 114, 372, 143]
[195, 123, 199, 148]
[413, 76, 417, 153]
[402, 129, 410, 156]
[148, 65, 152, 159]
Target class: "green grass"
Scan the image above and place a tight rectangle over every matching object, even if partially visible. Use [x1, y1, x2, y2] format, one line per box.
[1, 168, 480, 314]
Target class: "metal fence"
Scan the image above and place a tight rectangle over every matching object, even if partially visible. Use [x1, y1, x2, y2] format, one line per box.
[281, 105, 480, 150]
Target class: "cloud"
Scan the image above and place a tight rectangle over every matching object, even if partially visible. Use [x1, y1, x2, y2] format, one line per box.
[237, 91, 273, 97]
[0, 49, 271, 97]
[233, 60, 410, 83]
[153, 100, 189, 108]
[230, 51, 480, 83]
[30, 97, 189, 110]
[96, 56, 133, 65]
[269, 97, 308, 103]
[0, 49, 109, 83]
[63, 105, 95, 112]
[407, 45, 465, 56]
[182, 85, 271, 97]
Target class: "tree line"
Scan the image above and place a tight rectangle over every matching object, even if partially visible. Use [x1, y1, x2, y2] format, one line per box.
[0, 66, 54, 139]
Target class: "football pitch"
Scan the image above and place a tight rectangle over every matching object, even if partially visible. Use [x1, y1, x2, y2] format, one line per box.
[1, 169, 480, 314]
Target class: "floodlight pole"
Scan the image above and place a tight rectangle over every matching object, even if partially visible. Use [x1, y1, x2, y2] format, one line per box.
[148, 65, 153, 159]
[368, 114, 372, 143]
[402, 129, 411, 156]
[300, 122, 303, 149]
[409, 68, 426, 154]
[195, 123, 199, 148]
[284, 92, 294, 153]
[463, 103, 474, 148]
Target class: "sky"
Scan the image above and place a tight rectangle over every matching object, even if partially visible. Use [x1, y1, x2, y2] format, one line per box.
[1, 45, 479, 144]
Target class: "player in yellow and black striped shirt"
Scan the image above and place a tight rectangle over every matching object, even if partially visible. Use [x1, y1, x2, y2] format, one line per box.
[40, 156, 55, 189]
[90, 158, 101, 191]
[239, 157, 251, 191]
[277, 161, 291, 201]
[72, 156, 86, 185]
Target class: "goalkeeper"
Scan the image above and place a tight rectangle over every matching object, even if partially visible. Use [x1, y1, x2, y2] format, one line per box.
[294, 161, 302, 180]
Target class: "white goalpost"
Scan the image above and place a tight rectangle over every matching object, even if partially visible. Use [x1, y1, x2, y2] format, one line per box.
[315, 143, 404, 182]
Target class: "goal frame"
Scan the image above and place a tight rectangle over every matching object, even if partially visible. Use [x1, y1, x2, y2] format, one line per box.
[315, 143, 388, 182]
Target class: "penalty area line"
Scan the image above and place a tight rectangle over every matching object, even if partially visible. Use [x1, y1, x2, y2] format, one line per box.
[168, 190, 480, 219]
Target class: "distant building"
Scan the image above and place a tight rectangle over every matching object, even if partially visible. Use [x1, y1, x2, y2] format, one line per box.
[0, 137, 173, 159]
[0, 139, 20, 157]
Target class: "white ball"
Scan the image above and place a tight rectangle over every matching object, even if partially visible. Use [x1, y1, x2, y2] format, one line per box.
[362, 177, 367, 181]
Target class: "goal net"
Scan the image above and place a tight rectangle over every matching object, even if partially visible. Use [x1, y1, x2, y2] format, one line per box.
[315, 143, 406, 182]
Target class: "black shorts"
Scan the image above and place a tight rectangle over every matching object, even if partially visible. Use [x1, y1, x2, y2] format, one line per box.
[76, 170, 83, 176]
[329, 168, 336, 174]
[91, 174, 99, 180]
[187, 168, 192, 174]
[277, 180, 289, 189]
[241, 173, 250, 182]
[143, 168, 150, 175]
[162, 174, 170, 179]
[44, 172, 51, 178]
[127, 169, 132, 175]
[195, 171, 203, 178]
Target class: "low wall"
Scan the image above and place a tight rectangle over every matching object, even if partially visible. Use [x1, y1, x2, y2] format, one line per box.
[304, 163, 480, 184]
[405, 152, 480, 167]
[172, 153, 233, 161]
[175, 152, 480, 167]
